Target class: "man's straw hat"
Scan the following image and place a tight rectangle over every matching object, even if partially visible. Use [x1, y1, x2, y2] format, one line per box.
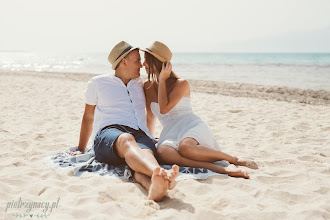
[141, 41, 172, 62]
[108, 41, 139, 70]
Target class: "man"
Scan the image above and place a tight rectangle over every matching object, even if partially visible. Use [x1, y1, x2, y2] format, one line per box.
[70, 41, 179, 201]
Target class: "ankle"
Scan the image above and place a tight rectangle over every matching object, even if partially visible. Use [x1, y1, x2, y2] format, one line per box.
[229, 156, 239, 164]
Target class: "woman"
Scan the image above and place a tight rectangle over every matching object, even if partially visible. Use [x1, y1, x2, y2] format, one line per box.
[142, 41, 258, 179]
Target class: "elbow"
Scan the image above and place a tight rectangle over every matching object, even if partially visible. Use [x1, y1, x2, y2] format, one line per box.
[82, 114, 94, 122]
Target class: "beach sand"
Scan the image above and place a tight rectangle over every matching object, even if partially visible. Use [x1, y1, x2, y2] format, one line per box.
[1, 71, 330, 220]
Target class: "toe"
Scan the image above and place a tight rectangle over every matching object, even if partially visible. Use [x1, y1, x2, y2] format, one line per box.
[153, 167, 161, 176]
[172, 165, 179, 172]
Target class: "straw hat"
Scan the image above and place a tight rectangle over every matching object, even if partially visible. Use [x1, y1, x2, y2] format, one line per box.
[141, 41, 172, 62]
[108, 41, 139, 70]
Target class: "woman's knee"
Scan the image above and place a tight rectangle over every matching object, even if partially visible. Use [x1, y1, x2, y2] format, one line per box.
[157, 146, 171, 158]
[157, 146, 177, 163]
[178, 139, 197, 158]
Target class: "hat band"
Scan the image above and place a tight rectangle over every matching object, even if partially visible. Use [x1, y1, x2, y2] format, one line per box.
[146, 48, 153, 52]
[115, 45, 133, 61]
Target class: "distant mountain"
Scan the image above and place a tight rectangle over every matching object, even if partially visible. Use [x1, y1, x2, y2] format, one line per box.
[215, 27, 330, 53]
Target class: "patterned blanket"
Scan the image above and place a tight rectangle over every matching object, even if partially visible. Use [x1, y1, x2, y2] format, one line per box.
[43, 147, 229, 181]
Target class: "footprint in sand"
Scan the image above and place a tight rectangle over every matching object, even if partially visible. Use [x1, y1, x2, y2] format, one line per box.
[253, 189, 265, 199]
[255, 175, 275, 184]
[322, 127, 330, 132]
[211, 198, 230, 211]
[235, 143, 246, 147]
[98, 192, 115, 204]
[320, 167, 330, 174]
[294, 122, 311, 132]
[70, 116, 80, 120]
[298, 155, 325, 163]
[265, 125, 277, 131]
[35, 134, 45, 140]
[194, 185, 212, 195]
[228, 110, 242, 113]
[275, 191, 308, 205]
[16, 141, 30, 150]
[12, 161, 26, 167]
[66, 185, 88, 193]
[314, 187, 329, 195]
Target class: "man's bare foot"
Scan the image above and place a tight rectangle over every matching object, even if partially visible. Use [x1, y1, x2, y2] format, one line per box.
[147, 167, 169, 202]
[224, 164, 250, 179]
[166, 165, 180, 190]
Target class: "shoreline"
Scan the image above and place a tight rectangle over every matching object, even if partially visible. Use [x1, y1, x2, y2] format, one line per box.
[2, 70, 329, 106]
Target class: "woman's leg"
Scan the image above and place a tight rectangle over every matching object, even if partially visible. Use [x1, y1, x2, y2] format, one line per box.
[157, 145, 249, 179]
[178, 138, 258, 169]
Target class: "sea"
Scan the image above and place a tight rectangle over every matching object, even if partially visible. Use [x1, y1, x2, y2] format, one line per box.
[1, 52, 330, 91]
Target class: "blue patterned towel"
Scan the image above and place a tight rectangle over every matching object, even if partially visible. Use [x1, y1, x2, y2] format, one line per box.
[43, 147, 228, 181]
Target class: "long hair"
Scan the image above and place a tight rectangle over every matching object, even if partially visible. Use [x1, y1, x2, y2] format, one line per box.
[145, 52, 179, 89]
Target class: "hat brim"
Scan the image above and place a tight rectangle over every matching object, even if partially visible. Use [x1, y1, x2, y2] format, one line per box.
[111, 47, 139, 70]
[140, 48, 167, 63]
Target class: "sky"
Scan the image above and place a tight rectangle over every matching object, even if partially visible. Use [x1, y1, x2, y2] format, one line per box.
[1, 0, 330, 53]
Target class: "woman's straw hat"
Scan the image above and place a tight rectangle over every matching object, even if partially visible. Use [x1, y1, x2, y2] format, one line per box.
[108, 41, 139, 70]
[141, 41, 172, 62]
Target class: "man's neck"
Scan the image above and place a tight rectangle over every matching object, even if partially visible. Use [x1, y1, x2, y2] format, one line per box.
[114, 71, 130, 86]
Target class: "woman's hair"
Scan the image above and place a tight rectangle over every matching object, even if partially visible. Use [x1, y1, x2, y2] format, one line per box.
[145, 52, 179, 86]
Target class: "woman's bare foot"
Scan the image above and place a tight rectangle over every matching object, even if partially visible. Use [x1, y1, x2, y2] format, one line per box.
[147, 167, 169, 202]
[232, 157, 258, 169]
[166, 165, 180, 190]
[237, 158, 258, 169]
[224, 164, 250, 179]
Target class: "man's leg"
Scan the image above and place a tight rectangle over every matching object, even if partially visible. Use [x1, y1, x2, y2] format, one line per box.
[115, 133, 159, 176]
[134, 167, 169, 201]
[114, 133, 179, 201]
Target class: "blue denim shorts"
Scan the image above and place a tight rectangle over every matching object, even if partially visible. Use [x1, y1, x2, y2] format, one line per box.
[93, 124, 156, 165]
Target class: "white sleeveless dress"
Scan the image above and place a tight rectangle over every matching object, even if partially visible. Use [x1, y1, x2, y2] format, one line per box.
[150, 97, 221, 151]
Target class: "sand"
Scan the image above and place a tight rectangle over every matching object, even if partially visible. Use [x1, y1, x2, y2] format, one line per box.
[0, 70, 330, 220]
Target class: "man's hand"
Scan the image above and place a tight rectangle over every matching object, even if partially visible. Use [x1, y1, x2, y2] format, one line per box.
[68, 148, 85, 156]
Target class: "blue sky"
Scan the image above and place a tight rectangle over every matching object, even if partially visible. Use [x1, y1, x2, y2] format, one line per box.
[1, 0, 330, 53]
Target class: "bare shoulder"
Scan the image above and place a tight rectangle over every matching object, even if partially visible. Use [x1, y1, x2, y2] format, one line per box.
[170, 78, 190, 97]
[174, 78, 190, 89]
[144, 80, 152, 90]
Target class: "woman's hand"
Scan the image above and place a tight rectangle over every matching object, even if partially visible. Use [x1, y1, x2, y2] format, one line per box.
[159, 61, 172, 81]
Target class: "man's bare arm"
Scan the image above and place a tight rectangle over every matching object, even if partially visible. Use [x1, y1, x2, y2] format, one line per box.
[70, 104, 95, 155]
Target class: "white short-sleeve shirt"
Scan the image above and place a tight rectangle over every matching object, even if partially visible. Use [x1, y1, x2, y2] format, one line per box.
[85, 74, 153, 142]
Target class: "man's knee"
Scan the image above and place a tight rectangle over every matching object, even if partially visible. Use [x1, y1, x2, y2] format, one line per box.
[117, 133, 135, 144]
[115, 133, 136, 147]
[115, 133, 136, 157]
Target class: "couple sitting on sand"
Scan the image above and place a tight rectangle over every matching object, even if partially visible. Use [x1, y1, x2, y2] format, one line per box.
[69, 41, 258, 201]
